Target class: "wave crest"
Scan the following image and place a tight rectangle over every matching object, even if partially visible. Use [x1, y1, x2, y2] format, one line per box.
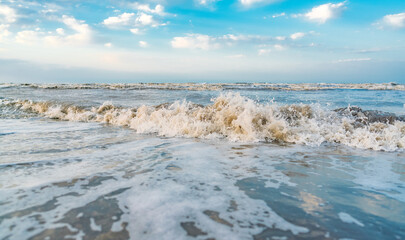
[1, 82, 404, 91]
[1, 93, 404, 151]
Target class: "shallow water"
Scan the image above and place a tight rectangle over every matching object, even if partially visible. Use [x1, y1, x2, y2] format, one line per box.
[1, 84, 404, 239]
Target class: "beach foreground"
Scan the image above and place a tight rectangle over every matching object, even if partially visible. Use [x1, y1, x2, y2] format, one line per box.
[1, 83, 404, 239]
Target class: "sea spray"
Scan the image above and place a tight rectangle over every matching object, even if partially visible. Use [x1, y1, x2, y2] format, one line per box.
[1, 93, 404, 151]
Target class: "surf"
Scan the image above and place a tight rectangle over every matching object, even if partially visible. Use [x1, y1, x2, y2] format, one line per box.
[1, 93, 404, 151]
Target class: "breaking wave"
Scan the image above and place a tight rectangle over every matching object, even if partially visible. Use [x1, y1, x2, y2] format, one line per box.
[1, 93, 404, 151]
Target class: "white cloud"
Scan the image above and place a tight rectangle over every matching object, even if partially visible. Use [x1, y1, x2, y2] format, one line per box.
[197, 0, 220, 6]
[275, 36, 286, 41]
[0, 5, 17, 23]
[139, 40, 148, 48]
[274, 44, 286, 51]
[170, 34, 264, 50]
[171, 32, 301, 53]
[304, 2, 346, 23]
[382, 13, 405, 28]
[171, 33, 290, 50]
[171, 34, 220, 50]
[103, 9, 166, 29]
[129, 3, 166, 16]
[31, 16, 93, 46]
[136, 13, 155, 26]
[290, 32, 305, 40]
[41, 8, 58, 14]
[0, 24, 11, 42]
[104, 42, 112, 48]
[61, 15, 92, 44]
[258, 44, 286, 55]
[222, 34, 250, 42]
[198, 0, 210, 4]
[130, 28, 141, 35]
[40, 3, 63, 15]
[221, 34, 282, 44]
[258, 48, 271, 55]
[240, 0, 279, 7]
[103, 12, 135, 28]
[15, 30, 40, 44]
[272, 12, 285, 18]
[335, 58, 371, 63]
[56, 28, 65, 35]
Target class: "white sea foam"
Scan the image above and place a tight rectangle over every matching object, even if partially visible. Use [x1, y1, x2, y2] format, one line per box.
[90, 218, 102, 231]
[1, 93, 404, 151]
[338, 212, 364, 227]
[1, 118, 404, 239]
[0, 135, 309, 239]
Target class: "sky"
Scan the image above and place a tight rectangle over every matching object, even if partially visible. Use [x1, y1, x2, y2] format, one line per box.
[0, 0, 404, 83]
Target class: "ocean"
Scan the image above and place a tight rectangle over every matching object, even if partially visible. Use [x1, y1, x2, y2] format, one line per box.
[0, 82, 404, 239]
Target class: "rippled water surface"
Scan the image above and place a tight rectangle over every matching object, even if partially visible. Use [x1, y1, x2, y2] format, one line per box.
[1, 84, 404, 239]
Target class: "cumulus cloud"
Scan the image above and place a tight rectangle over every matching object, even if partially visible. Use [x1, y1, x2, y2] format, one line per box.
[139, 40, 148, 48]
[130, 28, 141, 35]
[239, 0, 279, 7]
[198, 0, 218, 5]
[0, 5, 17, 23]
[290, 32, 305, 40]
[15, 16, 93, 46]
[196, 0, 221, 8]
[103, 12, 135, 28]
[103, 3, 169, 30]
[171, 34, 220, 50]
[258, 44, 286, 55]
[40, 3, 63, 15]
[136, 13, 156, 26]
[224, 34, 278, 43]
[304, 2, 346, 23]
[0, 24, 11, 42]
[15, 30, 40, 44]
[274, 44, 285, 50]
[102, 12, 164, 29]
[275, 36, 286, 41]
[171, 33, 301, 51]
[272, 12, 285, 18]
[59, 15, 92, 44]
[381, 13, 405, 29]
[129, 3, 166, 16]
[171, 33, 277, 50]
[56, 28, 65, 35]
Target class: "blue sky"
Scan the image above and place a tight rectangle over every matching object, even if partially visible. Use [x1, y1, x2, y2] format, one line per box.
[0, 0, 404, 83]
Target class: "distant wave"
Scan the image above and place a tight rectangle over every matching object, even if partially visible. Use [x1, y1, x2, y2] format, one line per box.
[1, 82, 404, 91]
[1, 93, 404, 151]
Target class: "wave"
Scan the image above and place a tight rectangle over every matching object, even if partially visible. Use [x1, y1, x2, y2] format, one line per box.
[1, 93, 404, 151]
[1, 82, 404, 91]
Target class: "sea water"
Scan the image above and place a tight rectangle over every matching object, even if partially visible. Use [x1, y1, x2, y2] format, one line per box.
[0, 83, 404, 239]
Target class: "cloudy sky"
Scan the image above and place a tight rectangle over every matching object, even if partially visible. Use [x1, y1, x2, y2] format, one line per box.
[0, 0, 404, 83]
